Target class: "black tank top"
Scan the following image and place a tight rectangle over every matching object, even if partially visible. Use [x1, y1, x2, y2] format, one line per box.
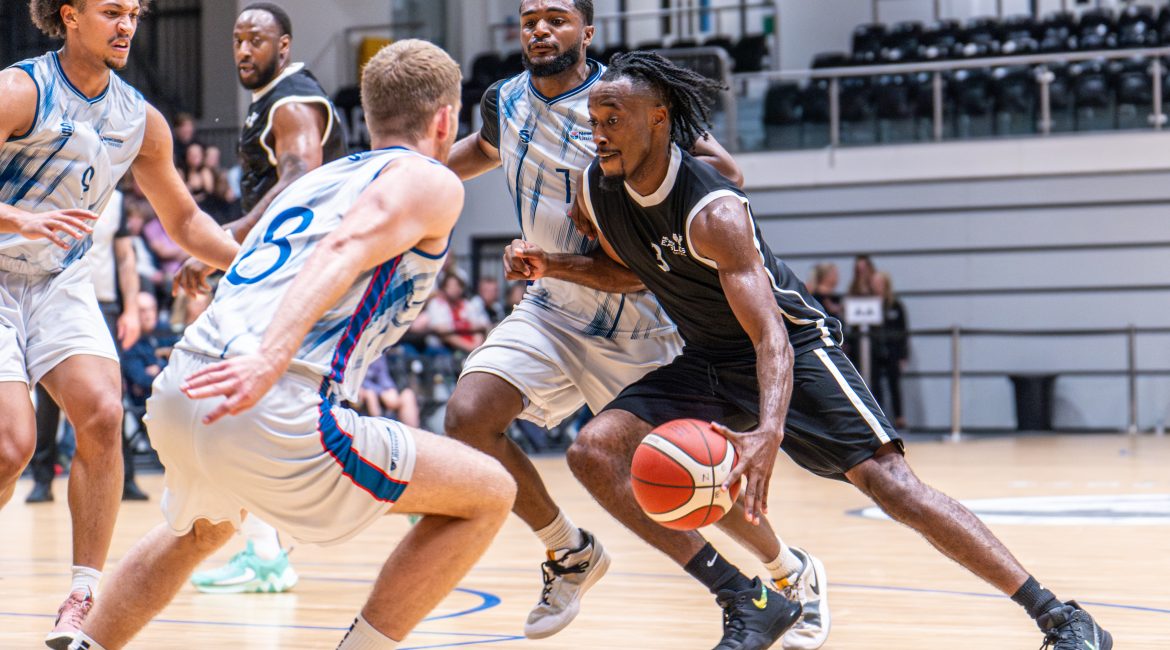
[238, 66, 348, 212]
[584, 145, 842, 358]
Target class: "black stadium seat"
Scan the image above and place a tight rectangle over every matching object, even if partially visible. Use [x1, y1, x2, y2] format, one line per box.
[732, 34, 769, 72]
[918, 19, 961, 60]
[1077, 8, 1117, 50]
[1039, 11, 1077, 53]
[881, 21, 923, 62]
[703, 35, 735, 57]
[1117, 4, 1158, 49]
[851, 23, 886, 63]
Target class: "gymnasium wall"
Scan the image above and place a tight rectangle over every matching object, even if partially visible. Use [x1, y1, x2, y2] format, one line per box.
[453, 131, 1170, 433]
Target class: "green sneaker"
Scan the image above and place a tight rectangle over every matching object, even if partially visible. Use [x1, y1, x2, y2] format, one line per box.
[190, 541, 298, 594]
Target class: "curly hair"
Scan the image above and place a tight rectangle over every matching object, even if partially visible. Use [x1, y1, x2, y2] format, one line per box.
[602, 51, 726, 151]
[29, 0, 153, 39]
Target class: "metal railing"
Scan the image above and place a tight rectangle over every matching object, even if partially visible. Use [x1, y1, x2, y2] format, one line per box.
[735, 46, 1170, 150]
[891, 325, 1170, 440]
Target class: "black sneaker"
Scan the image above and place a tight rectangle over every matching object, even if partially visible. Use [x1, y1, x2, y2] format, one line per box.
[713, 577, 802, 650]
[1038, 601, 1112, 650]
[25, 482, 53, 504]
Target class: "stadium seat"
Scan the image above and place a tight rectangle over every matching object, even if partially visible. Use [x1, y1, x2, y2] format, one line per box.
[762, 81, 803, 149]
[600, 43, 629, 64]
[918, 19, 961, 60]
[732, 34, 769, 72]
[669, 38, 698, 50]
[1039, 11, 1078, 53]
[634, 40, 665, 52]
[1113, 55, 1155, 129]
[881, 21, 923, 62]
[501, 51, 525, 77]
[998, 15, 1040, 55]
[703, 35, 735, 57]
[1117, 4, 1158, 49]
[1077, 8, 1117, 50]
[1071, 58, 1112, 130]
[851, 23, 886, 63]
[1158, 5, 1170, 43]
[958, 17, 1002, 57]
[993, 65, 1036, 134]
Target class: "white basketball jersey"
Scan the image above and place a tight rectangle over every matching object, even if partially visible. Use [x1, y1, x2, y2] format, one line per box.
[493, 63, 674, 339]
[0, 52, 147, 274]
[179, 148, 449, 402]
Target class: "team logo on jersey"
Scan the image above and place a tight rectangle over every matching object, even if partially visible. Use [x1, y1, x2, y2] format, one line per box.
[519, 129, 534, 143]
[60, 121, 74, 138]
[245, 111, 260, 128]
[660, 234, 687, 256]
[568, 129, 592, 141]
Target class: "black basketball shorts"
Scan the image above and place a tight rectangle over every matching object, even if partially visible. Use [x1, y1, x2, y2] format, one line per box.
[603, 344, 903, 481]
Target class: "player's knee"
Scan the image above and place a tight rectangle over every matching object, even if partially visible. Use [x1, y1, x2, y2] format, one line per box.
[73, 396, 124, 446]
[443, 394, 495, 445]
[188, 519, 236, 553]
[0, 432, 35, 483]
[565, 437, 607, 482]
[855, 454, 925, 517]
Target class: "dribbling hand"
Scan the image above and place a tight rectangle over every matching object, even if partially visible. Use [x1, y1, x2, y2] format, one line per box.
[181, 353, 284, 424]
[18, 209, 98, 249]
[504, 239, 548, 280]
[711, 421, 784, 526]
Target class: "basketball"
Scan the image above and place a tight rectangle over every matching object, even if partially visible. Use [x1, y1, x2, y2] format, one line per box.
[630, 419, 741, 530]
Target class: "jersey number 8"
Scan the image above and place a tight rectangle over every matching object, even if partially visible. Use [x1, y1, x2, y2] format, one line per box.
[225, 206, 315, 285]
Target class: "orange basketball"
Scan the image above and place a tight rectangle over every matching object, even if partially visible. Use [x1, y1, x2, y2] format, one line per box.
[630, 419, 741, 530]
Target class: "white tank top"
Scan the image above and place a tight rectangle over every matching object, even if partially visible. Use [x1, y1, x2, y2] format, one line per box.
[179, 148, 449, 402]
[0, 51, 147, 274]
[493, 63, 675, 339]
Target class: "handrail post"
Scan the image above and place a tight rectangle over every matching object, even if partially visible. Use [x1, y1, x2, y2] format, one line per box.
[1037, 66, 1053, 135]
[932, 71, 944, 141]
[950, 325, 962, 442]
[1151, 58, 1165, 130]
[830, 77, 841, 148]
[1128, 324, 1139, 434]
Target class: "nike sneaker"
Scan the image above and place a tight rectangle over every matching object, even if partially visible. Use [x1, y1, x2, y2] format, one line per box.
[189, 541, 298, 594]
[523, 529, 611, 639]
[714, 576, 802, 650]
[1038, 601, 1112, 650]
[44, 590, 92, 650]
[775, 547, 830, 650]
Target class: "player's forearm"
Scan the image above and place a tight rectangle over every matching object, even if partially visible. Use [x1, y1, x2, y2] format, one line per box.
[545, 251, 646, 293]
[447, 134, 500, 181]
[114, 239, 140, 313]
[169, 211, 239, 270]
[755, 331, 794, 433]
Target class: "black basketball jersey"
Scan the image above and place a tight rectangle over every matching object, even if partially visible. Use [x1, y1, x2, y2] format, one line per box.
[238, 64, 347, 212]
[583, 145, 842, 357]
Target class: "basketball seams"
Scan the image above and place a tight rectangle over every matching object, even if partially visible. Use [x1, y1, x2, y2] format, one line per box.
[689, 419, 720, 526]
[631, 419, 739, 529]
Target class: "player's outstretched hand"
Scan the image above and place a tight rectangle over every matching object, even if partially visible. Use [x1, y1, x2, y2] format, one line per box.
[504, 239, 549, 280]
[18, 209, 97, 249]
[711, 421, 784, 526]
[181, 353, 284, 425]
[175, 256, 215, 296]
[566, 202, 597, 240]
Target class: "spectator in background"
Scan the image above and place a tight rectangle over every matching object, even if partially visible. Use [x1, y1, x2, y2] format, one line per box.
[183, 142, 214, 205]
[123, 292, 177, 410]
[870, 271, 910, 429]
[426, 273, 490, 355]
[173, 112, 199, 168]
[848, 253, 877, 297]
[504, 281, 527, 314]
[807, 262, 844, 323]
[470, 276, 504, 325]
[358, 353, 421, 428]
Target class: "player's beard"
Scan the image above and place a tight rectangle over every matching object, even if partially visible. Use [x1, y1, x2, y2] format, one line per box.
[523, 38, 583, 77]
[103, 56, 128, 70]
[595, 156, 625, 192]
[241, 57, 282, 90]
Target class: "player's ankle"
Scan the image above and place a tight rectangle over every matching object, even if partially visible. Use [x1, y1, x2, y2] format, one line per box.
[336, 613, 398, 650]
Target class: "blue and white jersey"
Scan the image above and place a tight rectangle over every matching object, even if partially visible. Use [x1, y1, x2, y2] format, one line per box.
[0, 52, 147, 275]
[178, 147, 449, 402]
[480, 62, 674, 339]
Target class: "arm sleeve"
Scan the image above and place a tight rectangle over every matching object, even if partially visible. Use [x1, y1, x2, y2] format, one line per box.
[479, 81, 504, 150]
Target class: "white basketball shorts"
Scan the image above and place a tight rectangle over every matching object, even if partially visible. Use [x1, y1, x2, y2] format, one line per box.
[148, 350, 418, 546]
[0, 259, 119, 385]
[460, 300, 684, 428]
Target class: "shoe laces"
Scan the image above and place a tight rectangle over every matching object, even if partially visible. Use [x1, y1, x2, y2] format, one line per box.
[55, 592, 92, 629]
[1037, 605, 1087, 650]
[716, 590, 752, 644]
[537, 552, 589, 605]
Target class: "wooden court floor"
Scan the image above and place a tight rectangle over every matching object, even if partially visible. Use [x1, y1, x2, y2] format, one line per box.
[2, 434, 1167, 649]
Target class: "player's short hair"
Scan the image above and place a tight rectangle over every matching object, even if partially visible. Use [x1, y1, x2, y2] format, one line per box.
[29, 0, 153, 39]
[361, 40, 462, 141]
[572, 0, 594, 26]
[240, 2, 292, 38]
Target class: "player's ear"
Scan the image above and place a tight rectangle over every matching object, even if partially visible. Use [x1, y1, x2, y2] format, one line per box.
[583, 25, 596, 49]
[433, 104, 454, 142]
[60, 3, 80, 31]
[651, 105, 668, 129]
[279, 34, 291, 59]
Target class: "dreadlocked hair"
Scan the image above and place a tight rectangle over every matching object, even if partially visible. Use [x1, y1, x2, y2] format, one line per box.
[602, 51, 726, 151]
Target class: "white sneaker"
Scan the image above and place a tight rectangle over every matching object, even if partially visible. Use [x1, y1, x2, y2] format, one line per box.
[777, 547, 831, 650]
[523, 529, 611, 639]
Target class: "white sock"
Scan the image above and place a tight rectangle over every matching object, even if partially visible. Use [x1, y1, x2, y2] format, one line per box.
[241, 516, 282, 561]
[534, 510, 584, 552]
[68, 631, 109, 650]
[336, 612, 398, 650]
[71, 565, 101, 597]
[764, 543, 804, 585]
